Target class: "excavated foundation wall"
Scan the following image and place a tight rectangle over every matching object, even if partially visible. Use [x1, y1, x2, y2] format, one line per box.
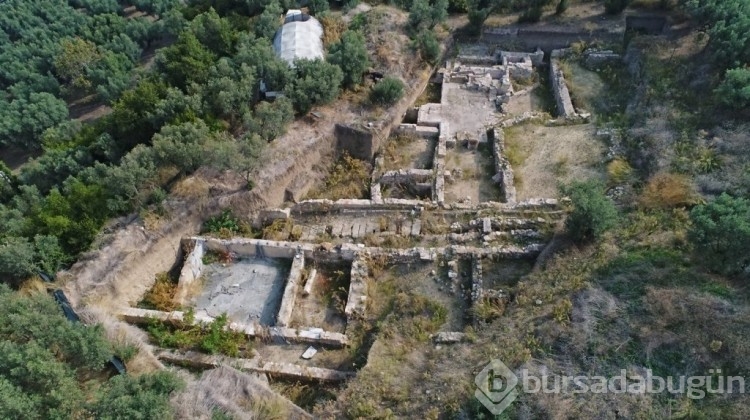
[489, 128, 517, 204]
[549, 55, 577, 118]
[482, 27, 623, 53]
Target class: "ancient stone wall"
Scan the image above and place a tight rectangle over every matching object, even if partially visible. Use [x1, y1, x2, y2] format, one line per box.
[483, 27, 623, 53]
[549, 56, 576, 118]
[335, 124, 375, 160]
[489, 128, 517, 204]
[276, 252, 305, 327]
[174, 239, 205, 306]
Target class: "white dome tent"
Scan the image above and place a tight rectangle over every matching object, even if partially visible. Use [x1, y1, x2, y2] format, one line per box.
[272, 10, 324, 67]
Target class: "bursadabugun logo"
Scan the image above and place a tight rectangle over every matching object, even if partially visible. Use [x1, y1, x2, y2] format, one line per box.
[475, 360, 747, 415]
[474, 359, 519, 415]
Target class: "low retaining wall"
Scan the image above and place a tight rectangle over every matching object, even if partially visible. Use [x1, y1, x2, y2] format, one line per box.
[395, 124, 440, 139]
[483, 27, 623, 54]
[550, 56, 576, 118]
[449, 243, 546, 258]
[500, 49, 544, 67]
[433, 123, 447, 205]
[291, 198, 435, 215]
[344, 256, 368, 318]
[489, 128, 517, 204]
[470, 254, 483, 325]
[118, 307, 348, 347]
[276, 253, 305, 327]
[174, 239, 205, 306]
[379, 169, 434, 185]
[583, 50, 622, 70]
[156, 349, 354, 382]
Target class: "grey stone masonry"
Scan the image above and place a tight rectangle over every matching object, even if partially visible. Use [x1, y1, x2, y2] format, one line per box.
[276, 252, 305, 327]
[344, 256, 368, 318]
[174, 239, 205, 306]
[550, 52, 576, 118]
[433, 331, 467, 344]
[470, 254, 483, 325]
[490, 128, 517, 204]
[118, 307, 349, 347]
[156, 349, 354, 383]
[303, 268, 317, 296]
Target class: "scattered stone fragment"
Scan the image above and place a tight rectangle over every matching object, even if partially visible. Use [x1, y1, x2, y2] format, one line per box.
[433, 332, 466, 344]
[301, 347, 317, 360]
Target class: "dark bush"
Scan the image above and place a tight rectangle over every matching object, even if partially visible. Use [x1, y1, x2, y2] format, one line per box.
[370, 77, 405, 106]
[561, 180, 619, 243]
[604, 0, 629, 15]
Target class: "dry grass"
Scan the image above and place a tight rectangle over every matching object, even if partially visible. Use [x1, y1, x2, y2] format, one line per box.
[307, 154, 371, 200]
[607, 158, 633, 184]
[420, 211, 450, 234]
[320, 14, 347, 47]
[262, 219, 293, 241]
[171, 176, 210, 199]
[639, 172, 697, 209]
[172, 366, 308, 419]
[501, 123, 605, 200]
[142, 210, 166, 231]
[18, 276, 49, 295]
[140, 272, 179, 311]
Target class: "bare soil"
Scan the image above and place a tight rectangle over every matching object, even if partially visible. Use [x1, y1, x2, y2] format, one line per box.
[444, 143, 502, 204]
[505, 122, 606, 200]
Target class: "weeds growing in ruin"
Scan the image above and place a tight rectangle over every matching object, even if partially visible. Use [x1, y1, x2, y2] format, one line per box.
[307, 154, 371, 200]
[140, 272, 179, 312]
[147, 310, 250, 358]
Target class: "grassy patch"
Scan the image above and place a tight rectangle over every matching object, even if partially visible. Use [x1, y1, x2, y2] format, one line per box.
[147, 310, 250, 358]
[503, 126, 530, 168]
[308, 154, 371, 200]
[596, 248, 709, 300]
[202, 210, 255, 238]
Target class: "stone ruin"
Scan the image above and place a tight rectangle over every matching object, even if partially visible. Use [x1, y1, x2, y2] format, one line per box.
[115, 42, 616, 408]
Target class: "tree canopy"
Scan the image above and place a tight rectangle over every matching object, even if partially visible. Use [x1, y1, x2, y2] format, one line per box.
[561, 180, 619, 243]
[0, 285, 183, 418]
[689, 193, 750, 276]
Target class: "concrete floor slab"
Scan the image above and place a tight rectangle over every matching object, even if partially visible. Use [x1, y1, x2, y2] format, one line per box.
[197, 258, 291, 325]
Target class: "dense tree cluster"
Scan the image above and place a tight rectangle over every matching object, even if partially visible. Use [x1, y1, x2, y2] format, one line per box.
[684, 0, 750, 110]
[0, 0, 373, 286]
[0, 284, 183, 418]
[0, 0, 171, 150]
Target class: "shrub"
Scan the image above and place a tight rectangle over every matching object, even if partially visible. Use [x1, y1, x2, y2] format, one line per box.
[604, 0, 629, 14]
[449, 0, 468, 13]
[689, 193, 750, 276]
[518, 5, 543, 23]
[561, 180, 619, 243]
[141, 272, 178, 311]
[370, 77, 405, 106]
[147, 309, 249, 357]
[285, 59, 343, 114]
[328, 30, 369, 88]
[414, 30, 440, 64]
[203, 210, 241, 235]
[467, 6, 490, 36]
[607, 158, 633, 184]
[556, 0, 569, 15]
[639, 172, 696, 209]
[715, 68, 750, 110]
[307, 0, 329, 15]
